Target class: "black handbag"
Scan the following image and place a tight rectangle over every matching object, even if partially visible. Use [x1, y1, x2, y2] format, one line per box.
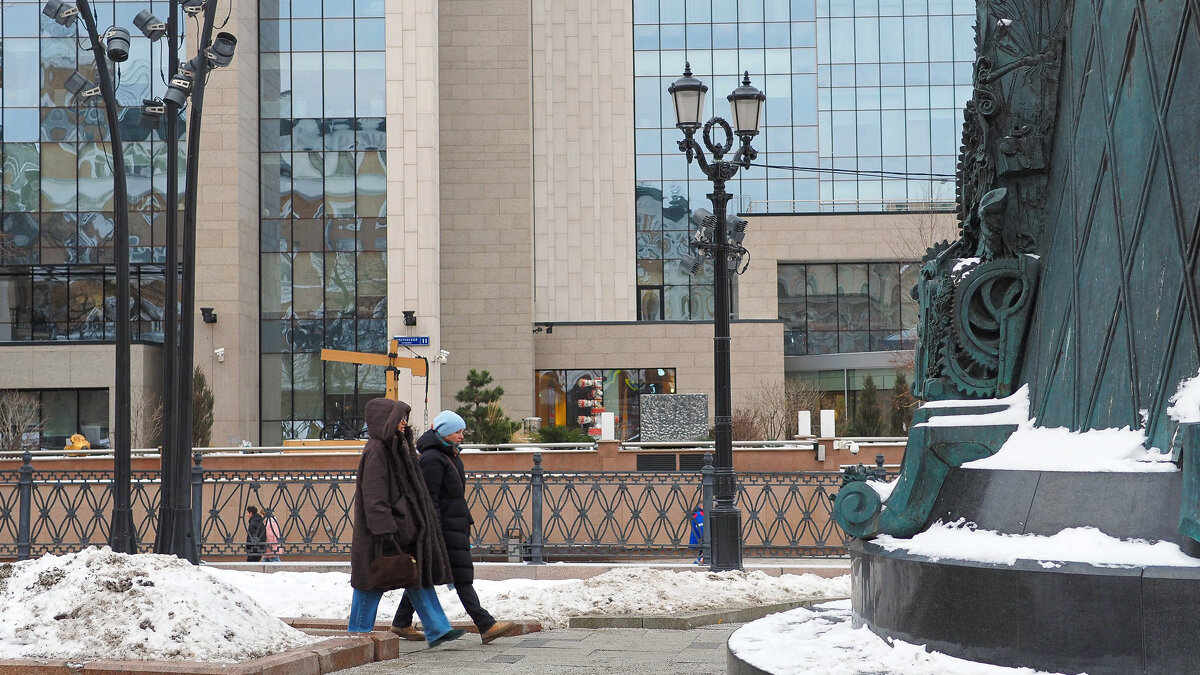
[370, 537, 418, 591]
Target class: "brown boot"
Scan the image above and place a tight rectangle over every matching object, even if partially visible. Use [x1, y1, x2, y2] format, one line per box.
[480, 621, 516, 645]
[389, 625, 425, 641]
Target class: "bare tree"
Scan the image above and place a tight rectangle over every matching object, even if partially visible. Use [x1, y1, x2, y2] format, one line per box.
[739, 379, 824, 440]
[131, 391, 164, 449]
[0, 390, 43, 453]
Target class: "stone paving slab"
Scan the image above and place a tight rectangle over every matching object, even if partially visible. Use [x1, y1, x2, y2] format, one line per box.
[569, 596, 844, 629]
[333, 624, 743, 675]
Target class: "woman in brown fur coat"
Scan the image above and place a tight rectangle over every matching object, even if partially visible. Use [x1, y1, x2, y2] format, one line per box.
[346, 398, 465, 647]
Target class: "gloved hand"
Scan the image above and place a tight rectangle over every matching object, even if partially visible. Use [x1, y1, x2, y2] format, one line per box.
[375, 534, 400, 556]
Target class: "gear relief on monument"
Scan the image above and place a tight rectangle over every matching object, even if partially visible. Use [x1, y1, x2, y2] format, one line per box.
[834, 0, 1069, 539]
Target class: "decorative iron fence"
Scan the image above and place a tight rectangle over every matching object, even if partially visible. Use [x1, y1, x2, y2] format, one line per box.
[0, 451, 856, 562]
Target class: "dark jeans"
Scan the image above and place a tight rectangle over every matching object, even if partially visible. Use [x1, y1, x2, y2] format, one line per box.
[246, 554, 262, 562]
[393, 583, 495, 632]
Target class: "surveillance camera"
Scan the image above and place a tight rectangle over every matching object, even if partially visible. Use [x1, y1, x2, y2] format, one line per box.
[435, 349, 449, 364]
[214, 347, 225, 363]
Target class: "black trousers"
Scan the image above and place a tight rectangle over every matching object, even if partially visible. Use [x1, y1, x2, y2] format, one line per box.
[393, 582, 495, 632]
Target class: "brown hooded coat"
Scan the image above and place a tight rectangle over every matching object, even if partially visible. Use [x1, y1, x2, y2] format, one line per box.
[349, 398, 453, 590]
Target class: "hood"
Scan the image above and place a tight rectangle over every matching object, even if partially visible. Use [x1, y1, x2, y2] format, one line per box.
[365, 398, 412, 442]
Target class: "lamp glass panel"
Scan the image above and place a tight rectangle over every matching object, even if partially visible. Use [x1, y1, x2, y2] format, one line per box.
[672, 88, 704, 126]
[731, 96, 763, 135]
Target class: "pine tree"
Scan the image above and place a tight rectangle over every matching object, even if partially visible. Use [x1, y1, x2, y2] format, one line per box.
[852, 374, 884, 436]
[889, 372, 915, 435]
[454, 369, 520, 444]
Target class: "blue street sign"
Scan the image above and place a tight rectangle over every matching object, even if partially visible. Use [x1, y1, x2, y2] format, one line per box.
[393, 336, 430, 346]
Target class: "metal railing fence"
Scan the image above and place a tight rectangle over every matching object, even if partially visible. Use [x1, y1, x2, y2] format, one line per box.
[0, 451, 853, 562]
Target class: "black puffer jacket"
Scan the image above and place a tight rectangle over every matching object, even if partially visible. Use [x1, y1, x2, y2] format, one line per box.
[246, 513, 266, 555]
[414, 428, 476, 585]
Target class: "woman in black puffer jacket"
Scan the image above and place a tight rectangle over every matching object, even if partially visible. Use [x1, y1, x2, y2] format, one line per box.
[390, 411, 515, 645]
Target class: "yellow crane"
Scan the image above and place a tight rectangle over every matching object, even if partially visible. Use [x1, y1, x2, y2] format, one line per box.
[320, 338, 428, 401]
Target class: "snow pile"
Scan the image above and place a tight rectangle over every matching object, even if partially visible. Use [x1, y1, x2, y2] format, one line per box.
[204, 566, 848, 630]
[914, 384, 1174, 471]
[469, 568, 849, 629]
[1168, 368, 1200, 423]
[917, 385, 1030, 428]
[730, 600, 1068, 675]
[874, 520, 1200, 568]
[0, 547, 315, 662]
[961, 424, 1174, 471]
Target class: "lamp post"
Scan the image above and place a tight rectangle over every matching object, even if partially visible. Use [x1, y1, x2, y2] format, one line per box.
[46, 0, 234, 563]
[668, 65, 764, 572]
[52, 0, 136, 553]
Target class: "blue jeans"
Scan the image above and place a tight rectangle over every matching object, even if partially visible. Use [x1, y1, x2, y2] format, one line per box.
[348, 588, 385, 632]
[348, 587, 452, 643]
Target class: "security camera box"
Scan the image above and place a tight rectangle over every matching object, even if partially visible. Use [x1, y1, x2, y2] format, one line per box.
[639, 393, 709, 441]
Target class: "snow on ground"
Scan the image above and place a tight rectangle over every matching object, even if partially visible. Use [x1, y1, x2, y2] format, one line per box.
[730, 600, 1071, 675]
[0, 549, 848, 663]
[204, 565, 849, 630]
[0, 547, 314, 662]
[874, 519, 1200, 567]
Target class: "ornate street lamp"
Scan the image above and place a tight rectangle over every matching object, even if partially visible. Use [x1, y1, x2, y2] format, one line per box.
[56, 0, 136, 554]
[46, 0, 233, 563]
[668, 65, 764, 572]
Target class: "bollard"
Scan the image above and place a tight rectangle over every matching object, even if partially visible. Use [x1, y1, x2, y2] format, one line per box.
[529, 453, 544, 564]
[17, 451, 33, 561]
[191, 451, 204, 558]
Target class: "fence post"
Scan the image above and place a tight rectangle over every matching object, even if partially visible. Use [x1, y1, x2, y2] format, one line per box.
[530, 452, 544, 564]
[191, 451, 204, 558]
[701, 451, 714, 565]
[17, 451, 33, 561]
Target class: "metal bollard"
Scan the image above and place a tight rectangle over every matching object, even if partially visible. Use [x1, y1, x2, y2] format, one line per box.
[17, 451, 33, 561]
[191, 451, 204, 558]
[529, 453, 544, 564]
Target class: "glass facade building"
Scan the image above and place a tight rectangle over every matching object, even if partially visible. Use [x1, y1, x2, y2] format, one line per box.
[634, 0, 974, 321]
[1, 0, 184, 345]
[778, 261, 918, 356]
[257, 0, 389, 445]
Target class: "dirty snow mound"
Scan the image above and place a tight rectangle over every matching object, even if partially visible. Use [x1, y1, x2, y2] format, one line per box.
[0, 547, 315, 662]
[468, 567, 850, 629]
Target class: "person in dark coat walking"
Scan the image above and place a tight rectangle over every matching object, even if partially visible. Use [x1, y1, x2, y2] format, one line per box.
[245, 506, 266, 562]
[346, 398, 465, 647]
[391, 410, 516, 645]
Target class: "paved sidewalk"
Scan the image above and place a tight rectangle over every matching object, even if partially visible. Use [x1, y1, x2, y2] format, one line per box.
[332, 624, 742, 675]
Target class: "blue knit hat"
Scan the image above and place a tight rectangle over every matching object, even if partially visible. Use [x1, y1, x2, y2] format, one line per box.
[433, 410, 466, 436]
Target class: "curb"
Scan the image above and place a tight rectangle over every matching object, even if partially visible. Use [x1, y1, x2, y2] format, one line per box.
[0, 632, 394, 675]
[568, 596, 847, 629]
[284, 617, 544, 638]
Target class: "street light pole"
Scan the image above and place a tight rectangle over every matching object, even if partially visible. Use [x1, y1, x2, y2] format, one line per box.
[46, 0, 233, 563]
[74, 0, 136, 554]
[669, 66, 764, 572]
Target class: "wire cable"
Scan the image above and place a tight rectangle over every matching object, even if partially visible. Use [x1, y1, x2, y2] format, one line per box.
[748, 161, 956, 181]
